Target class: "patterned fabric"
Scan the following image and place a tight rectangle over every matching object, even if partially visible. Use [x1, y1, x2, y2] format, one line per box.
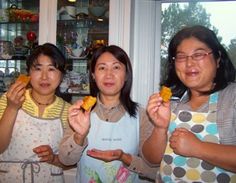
[78, 112, 140, 183]
[0, 89, 71, 128]
[171, 83, 236, 145]
[160, 93, 236, 183]
[0, 109, 64, 183]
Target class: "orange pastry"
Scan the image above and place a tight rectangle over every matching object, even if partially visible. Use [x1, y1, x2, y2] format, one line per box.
[16, 74, 31, 85]
[160, 86, 172, 102]
[81, 96, 97, 111]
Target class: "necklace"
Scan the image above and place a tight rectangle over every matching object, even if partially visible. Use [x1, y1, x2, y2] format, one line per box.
[31, 92, 55, 106]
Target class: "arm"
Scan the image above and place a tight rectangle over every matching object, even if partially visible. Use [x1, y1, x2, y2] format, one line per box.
[86, 148, 158, 181]
[84, 107, 160, 180]
[33, 144, 76, 169]
[0, 81, 27, 153]
[170, 128, 236, 172]
[59, 100, 90, 165]
[142, 92, 171, 164]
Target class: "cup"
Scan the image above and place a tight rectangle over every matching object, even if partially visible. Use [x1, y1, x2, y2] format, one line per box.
[65, 6, 76, 17]
[72, 47, 83, 57]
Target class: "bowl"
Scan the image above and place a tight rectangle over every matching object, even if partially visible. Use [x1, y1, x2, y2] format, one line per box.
[88, 6, 106, 17]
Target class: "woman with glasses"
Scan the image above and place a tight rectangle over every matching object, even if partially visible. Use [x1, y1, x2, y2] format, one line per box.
[143, 25, 236, 182]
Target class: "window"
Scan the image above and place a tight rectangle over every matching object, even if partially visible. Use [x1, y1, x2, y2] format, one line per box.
[161, 1, 236, 80]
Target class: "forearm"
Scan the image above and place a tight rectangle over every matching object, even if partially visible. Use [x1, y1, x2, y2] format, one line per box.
[195, 142, 236, 172]
[50, 154, 76, 169]
[142, 127, 168, 164]
[59, 132, 88, 166]
[116, 151, 158, 181]
[0, 106, 18, 153]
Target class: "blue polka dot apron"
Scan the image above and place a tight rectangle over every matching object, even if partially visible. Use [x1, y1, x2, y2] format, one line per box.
[160, 93, 236, 183]
[78, 112, 140, 183]
[0, 109, 64, 183]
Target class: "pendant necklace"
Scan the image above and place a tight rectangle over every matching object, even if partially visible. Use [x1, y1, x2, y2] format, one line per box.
[31, 92, 55, 106]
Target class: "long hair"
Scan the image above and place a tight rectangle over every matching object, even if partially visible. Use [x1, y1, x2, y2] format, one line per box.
[163, 25, 236, 97]
[89, 45, 138, 117]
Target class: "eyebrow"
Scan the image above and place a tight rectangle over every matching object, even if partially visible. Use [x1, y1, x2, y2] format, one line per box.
[176, 48, 209, 54]
[33, 63, 55, 66]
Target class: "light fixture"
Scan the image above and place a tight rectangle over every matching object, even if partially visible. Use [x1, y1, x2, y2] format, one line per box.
[68, 0, 76, 2]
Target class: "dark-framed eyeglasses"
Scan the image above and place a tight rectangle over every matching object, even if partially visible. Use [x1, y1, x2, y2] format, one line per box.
[173, 51, 213, 63]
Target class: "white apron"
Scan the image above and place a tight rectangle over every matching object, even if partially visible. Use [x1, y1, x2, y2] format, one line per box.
[0, 109, 64, 183]
[159, 93, 236, 183]
[78, 112, 140, 183]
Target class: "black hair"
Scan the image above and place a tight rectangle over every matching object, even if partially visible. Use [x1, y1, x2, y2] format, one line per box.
[26, 42, 66, 97]
[89, 45, 139, 117]
[26, 42, 66, 74]
[163, 25, 236, 97]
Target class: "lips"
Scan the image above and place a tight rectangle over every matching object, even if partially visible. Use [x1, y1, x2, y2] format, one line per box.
[103, 82, 115, 87]
[40, 83, 50, 87]
[185, 70, 199, 76]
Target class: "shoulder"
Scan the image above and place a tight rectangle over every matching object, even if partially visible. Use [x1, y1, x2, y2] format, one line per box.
[137, 105, 146, 118]
[0, 92, 7, 118]
[0, 92, 7, 104]
[219, 82, 236, 104]
[56, 96, 71, 108]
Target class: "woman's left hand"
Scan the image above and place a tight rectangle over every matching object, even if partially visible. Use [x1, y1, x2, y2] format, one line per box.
[169, 128, 202, 157]
[87, 148, 123, 162]
[33, 145, 55, 163]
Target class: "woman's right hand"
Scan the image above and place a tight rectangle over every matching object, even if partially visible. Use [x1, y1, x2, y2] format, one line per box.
[147, 92, 171, 129]
[6, 80, 27, 110]
[68, 100, 91, 138]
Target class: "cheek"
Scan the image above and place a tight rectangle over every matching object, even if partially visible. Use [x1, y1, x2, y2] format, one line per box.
[175, 66, 183, 78]
[118, 73, 126, 86]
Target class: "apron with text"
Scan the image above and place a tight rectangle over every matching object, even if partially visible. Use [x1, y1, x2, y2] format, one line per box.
[0, 109, 64, 183]
[160, 93, 236, 183]
[78, 112, 140, 183]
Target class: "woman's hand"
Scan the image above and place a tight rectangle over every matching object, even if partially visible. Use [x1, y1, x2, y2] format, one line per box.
[87, 149, 124, 163]
[147, 92, 171, 129]
[33, 145, 55, 163]
[169, 128, 202, 157]
[68, 100, 91, 137]
[6, 81, 27, 110]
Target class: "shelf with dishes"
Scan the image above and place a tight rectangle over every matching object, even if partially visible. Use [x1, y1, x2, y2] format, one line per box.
[59, 59, 90, 95]
[0, 59, 26, 94]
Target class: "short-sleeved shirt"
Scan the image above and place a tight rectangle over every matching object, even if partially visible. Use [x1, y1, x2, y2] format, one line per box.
[0, 89, 71, 129]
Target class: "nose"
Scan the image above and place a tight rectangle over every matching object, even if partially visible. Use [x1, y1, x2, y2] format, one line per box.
[186, 56, 195, 66]
[41, 70, 48, 79]
[105, 68, 113, 77]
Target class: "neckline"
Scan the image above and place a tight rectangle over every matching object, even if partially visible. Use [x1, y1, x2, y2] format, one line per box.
[30, 91, 55, 106]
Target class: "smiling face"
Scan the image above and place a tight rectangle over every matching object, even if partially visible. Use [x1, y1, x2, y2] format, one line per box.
[29, 54, 62, 96]
[175, 37, 219, 92]
[92, 52, 126, 99]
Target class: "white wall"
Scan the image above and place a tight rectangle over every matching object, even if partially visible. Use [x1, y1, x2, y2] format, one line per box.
[109, 0, 162, 107]
[131, 0, 161, 107]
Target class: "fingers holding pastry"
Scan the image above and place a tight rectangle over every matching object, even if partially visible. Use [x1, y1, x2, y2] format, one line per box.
[81, 96, 97, 111]
[160, 86, 172, 102]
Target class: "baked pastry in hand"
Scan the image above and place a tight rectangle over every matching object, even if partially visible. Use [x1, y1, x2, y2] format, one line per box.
[81, 96, 97, 111]
[160, 86, 172, 102]
[16, 74, 31, 85]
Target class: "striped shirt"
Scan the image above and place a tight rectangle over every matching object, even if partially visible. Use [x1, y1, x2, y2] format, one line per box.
[0, 89, 71, 129]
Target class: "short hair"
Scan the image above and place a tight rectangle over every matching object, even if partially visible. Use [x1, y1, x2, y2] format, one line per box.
[89, 45, 138, 117]
[163, 25, 236, 97]
[26, 43, 66, 98]
[26, 42, 66, 75]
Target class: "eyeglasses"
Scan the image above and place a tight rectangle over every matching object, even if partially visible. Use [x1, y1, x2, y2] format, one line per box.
[173, 51, 213, 63]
